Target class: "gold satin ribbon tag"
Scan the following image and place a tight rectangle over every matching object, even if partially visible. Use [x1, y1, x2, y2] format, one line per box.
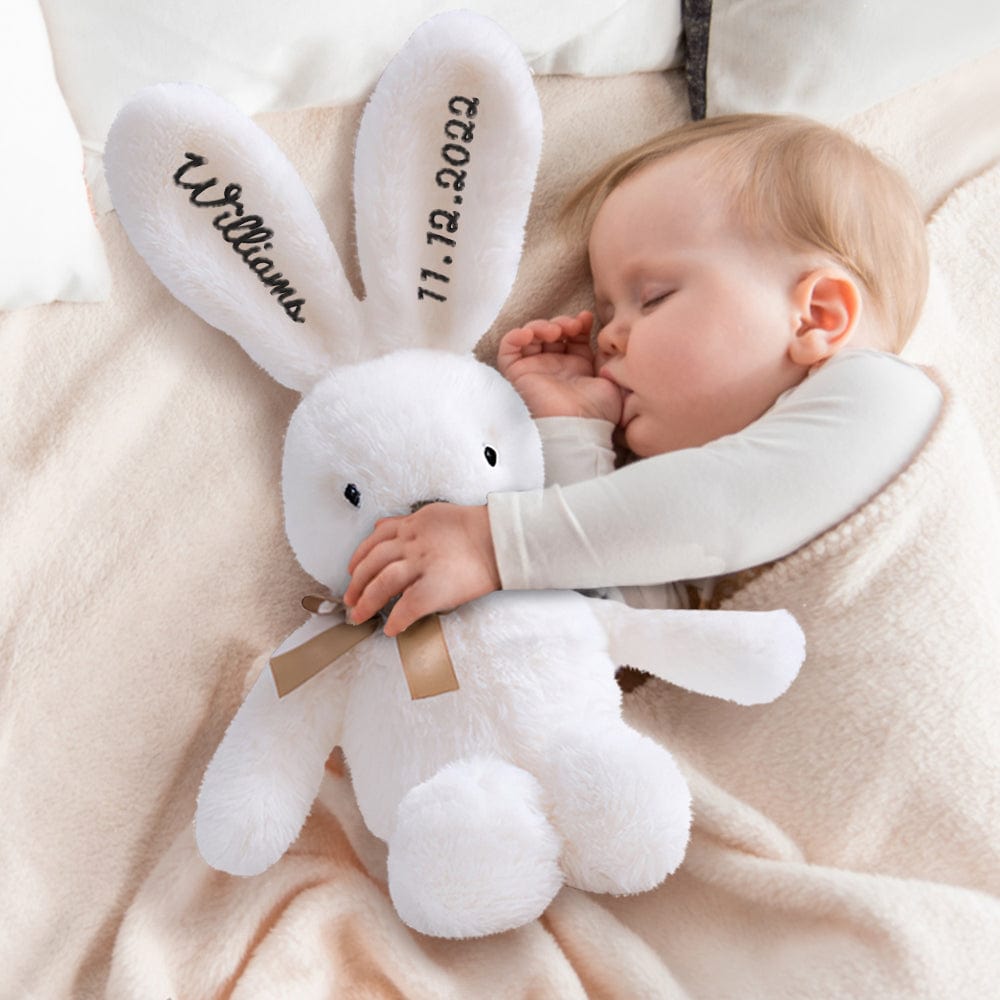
[397, 614, 460, 700]
[270, 617, 378, 698]
[269, 597, 460, 701]
[302, 595, 337, 615]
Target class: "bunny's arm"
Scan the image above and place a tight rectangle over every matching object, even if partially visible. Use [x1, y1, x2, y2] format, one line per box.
[195, 613, 353, 876]
[585, 597, 805, 705]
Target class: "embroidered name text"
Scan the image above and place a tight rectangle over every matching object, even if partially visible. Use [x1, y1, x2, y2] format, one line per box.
[173, 153, 306, 324]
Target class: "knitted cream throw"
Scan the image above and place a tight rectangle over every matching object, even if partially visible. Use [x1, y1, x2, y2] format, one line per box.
[614, 370, 1000, 994]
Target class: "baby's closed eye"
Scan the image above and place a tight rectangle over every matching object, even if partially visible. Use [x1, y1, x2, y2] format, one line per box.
[641, 291, 673, 311]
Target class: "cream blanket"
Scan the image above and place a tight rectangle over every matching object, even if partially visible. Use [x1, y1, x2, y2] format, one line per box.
[2, 58, 1000, 999]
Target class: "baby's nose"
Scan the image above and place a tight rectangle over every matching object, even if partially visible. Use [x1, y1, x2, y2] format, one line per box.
[596, 316, 628, 354]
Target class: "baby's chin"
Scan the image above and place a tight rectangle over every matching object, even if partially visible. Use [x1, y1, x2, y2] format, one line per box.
[612, 422, 643, 463]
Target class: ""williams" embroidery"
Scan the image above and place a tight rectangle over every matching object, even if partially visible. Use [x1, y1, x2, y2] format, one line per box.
[173, 153, 306, 324]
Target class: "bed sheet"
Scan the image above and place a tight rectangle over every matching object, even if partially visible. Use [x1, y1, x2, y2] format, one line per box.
[2, 43, 1000, 1000]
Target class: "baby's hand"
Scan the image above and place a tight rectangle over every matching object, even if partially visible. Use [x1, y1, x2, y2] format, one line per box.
[343, 503, 500, 637]
[497, 310, 622, 423]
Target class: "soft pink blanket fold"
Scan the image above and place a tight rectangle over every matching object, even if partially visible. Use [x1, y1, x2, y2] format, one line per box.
[2, 60, 1000, 999]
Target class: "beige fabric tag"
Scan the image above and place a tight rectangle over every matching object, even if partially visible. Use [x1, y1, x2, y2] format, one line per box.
[396, 614, 460, 700]
[270, 618, 378, 698]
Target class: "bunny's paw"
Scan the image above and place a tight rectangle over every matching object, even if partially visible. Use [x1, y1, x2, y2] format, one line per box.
[194, 737, 318, 877]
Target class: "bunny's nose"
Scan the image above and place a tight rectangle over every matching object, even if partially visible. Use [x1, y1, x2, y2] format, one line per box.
[410, 498, 447, 514]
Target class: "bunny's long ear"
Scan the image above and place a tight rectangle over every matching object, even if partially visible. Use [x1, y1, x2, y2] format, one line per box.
[353, 11, 543, 356]
[105, 84, 362, 392]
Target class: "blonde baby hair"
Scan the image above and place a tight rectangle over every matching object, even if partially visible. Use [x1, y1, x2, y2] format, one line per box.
[565, 114, 928, 352]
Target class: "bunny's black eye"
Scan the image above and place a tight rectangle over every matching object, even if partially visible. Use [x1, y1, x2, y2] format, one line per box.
[484, 446, 497, 467]
[344, 483, 361, 508]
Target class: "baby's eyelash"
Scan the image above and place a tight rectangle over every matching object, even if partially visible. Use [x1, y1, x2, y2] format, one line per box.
[642, 292, 672, 309]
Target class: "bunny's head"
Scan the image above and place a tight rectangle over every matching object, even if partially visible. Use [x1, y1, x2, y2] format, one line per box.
[282, 351, 541, 594]
[105, 11, 545, 597]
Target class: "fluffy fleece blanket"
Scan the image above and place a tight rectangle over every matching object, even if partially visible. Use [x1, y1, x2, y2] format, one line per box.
[2, 58, 1000, 999]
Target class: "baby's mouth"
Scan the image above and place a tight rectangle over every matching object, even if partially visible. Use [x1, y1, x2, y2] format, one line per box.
[620, 388, 636, 425]
[597, 367, 634, 428]
[599, 367, 631, 398]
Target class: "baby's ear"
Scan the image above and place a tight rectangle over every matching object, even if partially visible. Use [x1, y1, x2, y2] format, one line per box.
[788, 268, 863, 367]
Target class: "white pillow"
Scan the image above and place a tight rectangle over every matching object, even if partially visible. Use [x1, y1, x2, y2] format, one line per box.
[707, 0, 1000, 122]
[0, 0, 109, 310]
[530, 0, 683, 76]
[38, 0, 683, 215]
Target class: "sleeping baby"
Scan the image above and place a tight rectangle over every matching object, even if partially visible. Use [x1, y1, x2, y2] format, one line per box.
[343, 113, 941, 625]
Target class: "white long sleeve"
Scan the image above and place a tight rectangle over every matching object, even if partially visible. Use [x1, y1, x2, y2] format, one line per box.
[487, 350, 941, 594]
[534, 416, 618, 486]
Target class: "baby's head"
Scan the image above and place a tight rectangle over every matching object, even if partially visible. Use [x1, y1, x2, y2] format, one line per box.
[567, 114, 929, 456]
[572, 114, 927, 352]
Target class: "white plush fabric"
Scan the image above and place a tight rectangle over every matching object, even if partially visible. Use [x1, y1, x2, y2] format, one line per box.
[0, 0, 109, 309]
[707, 0, 1000, 122]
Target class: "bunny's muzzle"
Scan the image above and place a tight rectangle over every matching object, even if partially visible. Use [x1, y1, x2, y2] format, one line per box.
[410, 498, 448, 513]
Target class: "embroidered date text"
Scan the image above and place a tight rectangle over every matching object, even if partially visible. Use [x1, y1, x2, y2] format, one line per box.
[417, 95, 479, 304]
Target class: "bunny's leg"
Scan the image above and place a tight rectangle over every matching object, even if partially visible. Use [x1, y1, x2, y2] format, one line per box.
[535, 725, 692, 896]
[195, 657, 346, 877]
[387, 756, 563, 939]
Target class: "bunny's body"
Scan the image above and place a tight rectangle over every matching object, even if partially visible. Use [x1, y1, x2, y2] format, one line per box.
[192, 344, 802, 938]
[105, 11, 805, 938]
[344, 590, 618, 840]
[320, 589, 687, 937]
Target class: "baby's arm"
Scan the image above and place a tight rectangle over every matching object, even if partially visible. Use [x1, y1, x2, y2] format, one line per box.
[344, 433, 626, 635]
[346, 353, 940, 632]
[489, 352, 942, 591]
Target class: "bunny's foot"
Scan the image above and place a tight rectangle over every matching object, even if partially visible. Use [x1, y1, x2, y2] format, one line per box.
[538, 726, 692, 895]
[387, 756, 562, 939]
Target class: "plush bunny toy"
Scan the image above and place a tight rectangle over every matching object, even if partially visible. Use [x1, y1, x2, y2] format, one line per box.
[105, 11, 806, 939]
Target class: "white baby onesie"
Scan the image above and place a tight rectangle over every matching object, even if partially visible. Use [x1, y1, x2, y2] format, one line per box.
[486, 349, 942, 609]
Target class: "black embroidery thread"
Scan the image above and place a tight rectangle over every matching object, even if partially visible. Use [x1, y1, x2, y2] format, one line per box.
[417, 95, 479, 304]
[173, 154, 306, 324]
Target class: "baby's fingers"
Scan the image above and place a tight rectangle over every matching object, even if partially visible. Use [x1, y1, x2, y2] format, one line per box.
[533, 311, 595, 352]
[552, 311, 593, 337]
[348, 559, 417, 626]
[497, 311, 594, 375]
[516, 319, 564, 346]
[497, 323, 549, 370]
[574, 310, 594, 336]
[381, 581, 435, 637]
[345, 535, 406, 605]
[347, 517, 400, 578]
[557, 310, 595, 345]
[503, 314, 585, 351]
